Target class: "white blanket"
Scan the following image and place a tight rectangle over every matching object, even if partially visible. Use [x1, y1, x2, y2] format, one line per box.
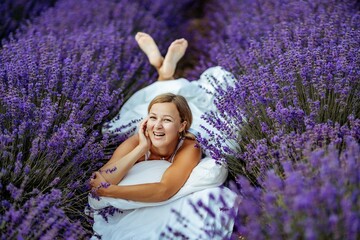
[89, 66, 238, 239]
[88, 157, 228, 210]
[90, 186, 237, 240]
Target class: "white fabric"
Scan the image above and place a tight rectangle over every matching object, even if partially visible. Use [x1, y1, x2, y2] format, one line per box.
[103, 66, 235, 140]
[91, 187, 237, 240]
[88, 157, 228, 210]
[90, 66, 238, 239]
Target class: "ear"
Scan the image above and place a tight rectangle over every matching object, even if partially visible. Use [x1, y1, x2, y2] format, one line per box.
[179, 121, 187, 133]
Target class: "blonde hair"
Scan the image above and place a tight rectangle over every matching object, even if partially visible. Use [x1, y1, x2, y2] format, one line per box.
[148, 93, 195, 139]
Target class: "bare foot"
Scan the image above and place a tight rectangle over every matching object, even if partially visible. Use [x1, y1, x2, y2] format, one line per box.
[135, 32, 164, 69]
[158, 38, 188, 80]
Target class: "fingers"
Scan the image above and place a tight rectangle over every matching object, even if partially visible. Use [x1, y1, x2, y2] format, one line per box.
[89, 172, 110, 197]
[139, 118, 149, 136]
[89, 173, 96, 187]
[91, 171, 99, 179]
[138, 118, 146, 131]
[89, 172, 100, 187]
[138, 118, 151, 151]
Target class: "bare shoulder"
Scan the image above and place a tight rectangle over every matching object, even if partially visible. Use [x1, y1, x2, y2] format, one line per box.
[182, 138, 200, 150]
[160, 138, 201, 196]
[173, 138, 201, 164]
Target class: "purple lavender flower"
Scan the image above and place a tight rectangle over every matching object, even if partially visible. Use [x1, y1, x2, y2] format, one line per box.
[196, 0, 360, 179]
[183, 0, 360, 239]
[233, 137, 360, 239]
[0, 188, 87, 239]
[2, 0, 359, 238]
[1, 0, 201, 238]
[0, 0, 57, 41]
[96, 206, 123, 223]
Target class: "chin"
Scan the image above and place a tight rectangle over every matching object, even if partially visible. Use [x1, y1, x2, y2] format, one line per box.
[151, 136, 174, 147]
[150, 137, 166, 146]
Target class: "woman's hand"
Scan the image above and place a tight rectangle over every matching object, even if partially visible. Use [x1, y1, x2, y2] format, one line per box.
[90, 171, 110, 196]
[138, 118, 151, 153]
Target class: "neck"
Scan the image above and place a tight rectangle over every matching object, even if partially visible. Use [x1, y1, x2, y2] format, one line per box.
[150, 140, 178, 160]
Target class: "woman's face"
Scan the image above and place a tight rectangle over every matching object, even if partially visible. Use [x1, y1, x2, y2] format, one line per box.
[147, 102, 186, 148]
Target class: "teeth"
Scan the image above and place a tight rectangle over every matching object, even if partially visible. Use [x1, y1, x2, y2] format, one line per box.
[154, 132, 165, 137]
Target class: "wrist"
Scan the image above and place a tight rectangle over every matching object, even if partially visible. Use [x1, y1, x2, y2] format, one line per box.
[100, 184, 118, 198]
[97, 182, 111, 196]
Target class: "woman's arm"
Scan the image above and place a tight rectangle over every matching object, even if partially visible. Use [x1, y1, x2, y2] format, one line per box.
[98, 119, 151, 185]
[91, 139, 201, 202]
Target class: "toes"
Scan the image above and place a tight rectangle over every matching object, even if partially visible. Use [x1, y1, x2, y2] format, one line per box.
[172, 39, 183, 45]
[170, 38, 188, 47]
[135, 32, 142, 41]
[135, 32, 148, 42]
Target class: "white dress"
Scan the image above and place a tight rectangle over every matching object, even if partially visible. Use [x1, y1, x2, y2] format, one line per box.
[88, 66, 238, 240]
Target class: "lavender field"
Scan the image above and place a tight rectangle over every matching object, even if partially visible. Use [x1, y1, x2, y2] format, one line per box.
[1, 0, 359, 239]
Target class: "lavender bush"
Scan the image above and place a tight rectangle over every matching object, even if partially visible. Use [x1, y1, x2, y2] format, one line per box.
[0, 0, 200, 238]
[0, 0, 57, 41]
[17, 0, 171, 100]
[198, 0, 360, 180]
[192, 0, 360, 238]
[234, 135, 359, 240]
[189, 0, 360, 78]
[1, 0, 359, 238]
[1, 184, 85, 239]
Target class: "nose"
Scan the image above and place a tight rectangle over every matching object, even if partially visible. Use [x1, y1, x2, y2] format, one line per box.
[154, 119, 163, 129]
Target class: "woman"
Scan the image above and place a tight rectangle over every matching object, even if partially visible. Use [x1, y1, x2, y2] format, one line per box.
[89, 33, 237, 240]
[90, 93, 201, 202]
[90, 33, 200, 200]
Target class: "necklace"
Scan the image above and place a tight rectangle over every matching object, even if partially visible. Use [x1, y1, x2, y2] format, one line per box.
[159, 155, 170, 161]
[150, 152, 172, 162]
[151, 149, 173, 161]
[148, 137, 184, 162]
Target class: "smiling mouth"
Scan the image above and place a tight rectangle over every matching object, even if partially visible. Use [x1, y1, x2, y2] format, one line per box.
[153, 132, 165, 137]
